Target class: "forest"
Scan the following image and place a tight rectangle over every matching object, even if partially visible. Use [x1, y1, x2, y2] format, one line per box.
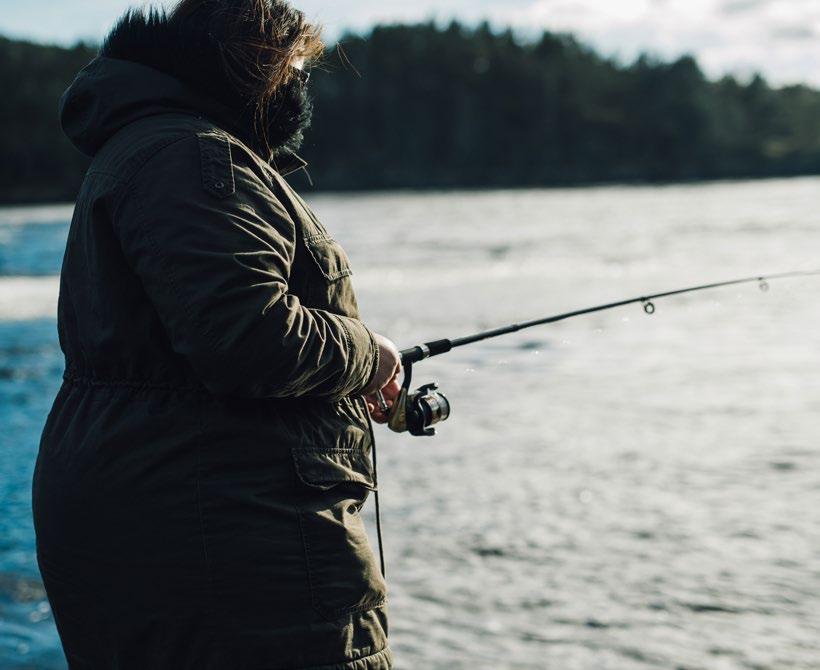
[3, 22, 820, 202]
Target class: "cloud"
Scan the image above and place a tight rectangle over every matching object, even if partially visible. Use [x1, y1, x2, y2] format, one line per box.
[770, 25, 816, 41]
[481, 0, 820, 85]
[721, 0, 771, 15]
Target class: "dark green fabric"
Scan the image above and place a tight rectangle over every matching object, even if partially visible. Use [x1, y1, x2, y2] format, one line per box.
[32, 56, 391, 670]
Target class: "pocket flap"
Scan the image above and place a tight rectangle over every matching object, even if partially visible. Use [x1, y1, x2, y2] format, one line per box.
[292, 447, 375, 491]
[304, 235, 353, 282]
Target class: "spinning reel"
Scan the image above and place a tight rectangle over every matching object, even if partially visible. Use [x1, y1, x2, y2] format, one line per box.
[380, 360, 451, 437]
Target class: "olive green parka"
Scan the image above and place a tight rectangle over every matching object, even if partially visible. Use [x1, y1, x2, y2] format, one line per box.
[32, 54, 392, 670]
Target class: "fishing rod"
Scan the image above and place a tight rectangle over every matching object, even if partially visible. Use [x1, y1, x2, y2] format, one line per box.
[379, 270, 820, 436]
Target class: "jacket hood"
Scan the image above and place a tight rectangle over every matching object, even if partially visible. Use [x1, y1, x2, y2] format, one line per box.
[59, 7, 311, 166]
[61, 6, 260, 158]
[59, 56, 249, 158]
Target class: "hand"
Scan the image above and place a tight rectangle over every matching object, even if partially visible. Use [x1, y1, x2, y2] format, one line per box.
[362, 333, 401, 396]
[365, 373, 402, 424]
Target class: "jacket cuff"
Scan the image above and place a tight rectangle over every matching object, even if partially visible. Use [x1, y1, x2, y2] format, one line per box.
[333, 315, 380, 398]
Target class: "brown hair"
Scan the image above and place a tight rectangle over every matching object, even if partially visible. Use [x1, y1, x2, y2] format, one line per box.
[171, 0, 323, 145]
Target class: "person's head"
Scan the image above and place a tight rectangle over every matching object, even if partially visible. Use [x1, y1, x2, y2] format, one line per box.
[102, 0, 323, 158]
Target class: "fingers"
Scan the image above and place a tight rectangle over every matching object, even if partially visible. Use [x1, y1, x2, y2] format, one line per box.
[368, 404, 390, 424]
[370, 411, 389, 424]
[369, 333, 402, 393]
[379, 378, 402, 403]
[365, 391, 395, 424]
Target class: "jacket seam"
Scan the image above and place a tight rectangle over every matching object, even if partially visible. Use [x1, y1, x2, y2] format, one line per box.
[334, 316, 359, 397]
[62, 372, 204, 393]
[297, 503, 387, 622]
[195, 405, 219, 642]
[296, 509, 320, 619]
[304, 232, 333, 244]
[111, 133, 194, 218]
[293, 645, 392, 670]
[359, 328, 380, 396]
[86, 169, 128, 182]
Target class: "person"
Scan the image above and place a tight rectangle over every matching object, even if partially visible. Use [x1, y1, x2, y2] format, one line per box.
[31, 1, 401, 668]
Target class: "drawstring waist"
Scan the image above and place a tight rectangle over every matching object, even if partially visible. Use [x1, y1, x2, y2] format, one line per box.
[62, 372, 205, 393]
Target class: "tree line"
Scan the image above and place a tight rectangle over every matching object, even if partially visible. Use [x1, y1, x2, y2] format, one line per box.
[3, 22, 820, 202]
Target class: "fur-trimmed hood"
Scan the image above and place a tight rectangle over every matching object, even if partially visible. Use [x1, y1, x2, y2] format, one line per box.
[60, 56, 247, 158]
[98, 8, 243, 116]
[60, 8, 306, 163]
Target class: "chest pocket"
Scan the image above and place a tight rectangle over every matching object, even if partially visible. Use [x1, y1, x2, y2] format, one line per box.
[304, 232, 353, 282]
[268, 172, 358, 311]
[284, 188, 353, 283]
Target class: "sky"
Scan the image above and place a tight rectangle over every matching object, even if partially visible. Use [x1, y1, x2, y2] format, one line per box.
[1, 0, 820, 87]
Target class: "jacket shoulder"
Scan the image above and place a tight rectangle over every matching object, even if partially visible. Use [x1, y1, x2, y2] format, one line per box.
[90, 114, 253, 183]
[90, 115, 271, 204]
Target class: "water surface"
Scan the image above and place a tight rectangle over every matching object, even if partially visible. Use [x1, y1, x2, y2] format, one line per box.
[1, 180, 818, 669]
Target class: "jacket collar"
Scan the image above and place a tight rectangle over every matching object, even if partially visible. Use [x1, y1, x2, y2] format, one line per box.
[272, 151, 308, 177]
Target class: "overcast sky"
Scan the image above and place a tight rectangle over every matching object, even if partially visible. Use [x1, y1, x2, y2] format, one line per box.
[2, 0, 819, 86]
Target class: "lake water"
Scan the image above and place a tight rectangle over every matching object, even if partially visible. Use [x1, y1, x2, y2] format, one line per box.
[1, 179, 819, 669]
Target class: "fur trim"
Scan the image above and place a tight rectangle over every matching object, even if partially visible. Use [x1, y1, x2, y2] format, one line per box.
[99, 6, 312, 160]
[100, 7, 238, 111]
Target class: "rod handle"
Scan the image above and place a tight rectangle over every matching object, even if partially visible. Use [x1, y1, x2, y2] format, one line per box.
[400, 339, 453, 365]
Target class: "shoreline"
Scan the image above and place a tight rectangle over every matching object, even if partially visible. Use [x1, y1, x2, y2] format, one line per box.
[3, 172, 820, 208]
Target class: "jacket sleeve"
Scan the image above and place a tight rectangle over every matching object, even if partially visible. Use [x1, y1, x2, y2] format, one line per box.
[113, 133, 378, 399]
